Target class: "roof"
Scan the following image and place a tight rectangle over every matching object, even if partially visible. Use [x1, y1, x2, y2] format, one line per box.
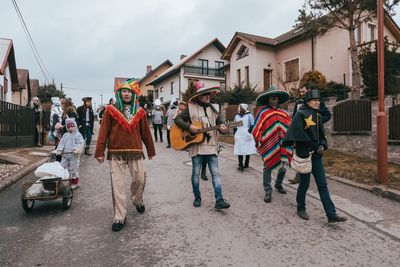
[30, 79, 39, 97]
[0, 38, 18, 91]
[17, 69, 29, 89]
[147, 38, 226, 86]
[139, 60, 173, 84]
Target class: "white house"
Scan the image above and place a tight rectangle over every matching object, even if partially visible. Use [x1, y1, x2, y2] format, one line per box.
[0, 38, 18, 103]
[147, 38, 228, 105]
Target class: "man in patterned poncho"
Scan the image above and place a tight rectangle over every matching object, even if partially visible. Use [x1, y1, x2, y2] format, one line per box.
[252, 86, 292, 203]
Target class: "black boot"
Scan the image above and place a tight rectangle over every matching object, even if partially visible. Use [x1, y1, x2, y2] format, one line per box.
[243, 155, 250, 168]
[238, 156, 244, 171]
[85, 148, 91, 155]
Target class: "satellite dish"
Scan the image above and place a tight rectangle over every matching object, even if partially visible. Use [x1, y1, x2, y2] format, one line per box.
[155, 99, 161, 106]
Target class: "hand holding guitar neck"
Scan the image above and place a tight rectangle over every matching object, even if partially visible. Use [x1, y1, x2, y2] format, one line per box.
[219, 124, 228, 133]
[189, 124, 200, 134]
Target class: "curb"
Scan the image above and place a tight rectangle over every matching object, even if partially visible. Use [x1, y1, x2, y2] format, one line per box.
[0, 156, 49, 193]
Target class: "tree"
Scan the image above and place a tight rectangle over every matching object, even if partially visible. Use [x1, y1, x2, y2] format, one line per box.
[213, 83, 258, 105]
[296, 0, 399, 99]
[359, 38, 400, 98]
[37, 83, 66, 103]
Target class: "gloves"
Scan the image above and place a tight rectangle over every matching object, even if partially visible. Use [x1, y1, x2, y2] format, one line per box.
[316, 145, 324, 154]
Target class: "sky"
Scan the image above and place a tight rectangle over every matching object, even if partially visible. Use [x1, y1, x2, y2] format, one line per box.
[1, 0, 400, 111]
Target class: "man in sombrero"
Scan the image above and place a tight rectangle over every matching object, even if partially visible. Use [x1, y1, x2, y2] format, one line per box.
[252, 86, 292, 203]
[174, 82, 230, 210]
[95, 78, 156, 232]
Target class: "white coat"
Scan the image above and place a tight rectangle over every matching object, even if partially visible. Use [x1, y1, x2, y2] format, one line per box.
[234, 112, 257, 156]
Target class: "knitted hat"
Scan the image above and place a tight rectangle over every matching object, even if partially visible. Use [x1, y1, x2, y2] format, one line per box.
[188, 82, 220, 103]
[239, 103, 249, 112]
[256, 86, 289, 106]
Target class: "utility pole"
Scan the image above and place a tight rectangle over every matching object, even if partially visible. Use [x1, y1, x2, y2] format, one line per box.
[60, 82, 63, 92]
[100, 94, 103, 106]
[376, 0, 388, 184]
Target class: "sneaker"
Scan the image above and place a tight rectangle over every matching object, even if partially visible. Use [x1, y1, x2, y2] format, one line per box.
[297, 210, 309, 220]
[135, 204, 145, 214]
[166, 145, 171, 148]
[328, 215, 347, 223]
[201, 173, 208, 181]
[193, 196, 201, 207]
[275, 186, 287, 194]
[215, 198, 230, 209]
[112, 219, 125, 232]
[264, 195, 272, 203]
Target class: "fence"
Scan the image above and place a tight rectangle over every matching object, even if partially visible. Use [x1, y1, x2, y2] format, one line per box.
[389, 104, 400, 142]
[332, 99, 372, 133]
[0, 100, 35, 149]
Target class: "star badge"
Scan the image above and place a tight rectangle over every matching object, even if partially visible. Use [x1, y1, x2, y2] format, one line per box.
[304, 115, 316, 129]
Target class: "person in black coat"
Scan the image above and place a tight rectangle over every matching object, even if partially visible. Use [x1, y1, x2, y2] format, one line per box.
[283, 89, 347, 223]
[77, 97, 95, 155]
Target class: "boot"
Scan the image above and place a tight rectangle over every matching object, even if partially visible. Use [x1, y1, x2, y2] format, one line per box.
[243, 155, 250, 168]
[84, 148, 91, 155]
[237, 156, 244, 171]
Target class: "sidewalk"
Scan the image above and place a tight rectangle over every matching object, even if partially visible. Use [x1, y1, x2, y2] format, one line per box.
[0, 146, 54, 192]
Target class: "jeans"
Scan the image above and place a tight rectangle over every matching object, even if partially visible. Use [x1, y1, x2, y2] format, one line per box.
[263, 165, 286, 195]
[166, 129, 171, 146]
[296, 155, 337, 218]
[153, 123, 163, 141]
[191, 155, 223, 200]
[85, 125, 92, 148]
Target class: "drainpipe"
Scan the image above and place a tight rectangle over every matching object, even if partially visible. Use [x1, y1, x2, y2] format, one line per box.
[178, 74, 181, 100]
[311, 35, 315, 71]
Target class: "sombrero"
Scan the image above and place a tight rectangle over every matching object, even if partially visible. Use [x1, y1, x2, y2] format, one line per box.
[256, 86, 289, 106]
[188, 82, 220, 103]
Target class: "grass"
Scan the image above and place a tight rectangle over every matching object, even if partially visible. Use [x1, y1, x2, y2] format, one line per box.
[219, 135, 400, 191]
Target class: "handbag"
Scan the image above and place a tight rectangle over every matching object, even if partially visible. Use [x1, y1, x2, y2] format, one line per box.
[290, 151, 312, 174]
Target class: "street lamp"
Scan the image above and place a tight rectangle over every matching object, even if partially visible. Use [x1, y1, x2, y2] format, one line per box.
[376, 0, 388, 184]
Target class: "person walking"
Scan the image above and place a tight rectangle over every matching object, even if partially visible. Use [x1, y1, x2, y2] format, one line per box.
[152, 105, 164, 142]
[174, 82, 230, 209]
[99, 98, 115, 125]
[77, 97, 95, 155]
[234, 103, 257, 171]
[166, 100, 178, 148]
[283, 89, 347, 223]
[252, 86, 292, 203]
[289, 83, 331, 184]
[28, 96, 43, 147]
[95, 78, 155, 232]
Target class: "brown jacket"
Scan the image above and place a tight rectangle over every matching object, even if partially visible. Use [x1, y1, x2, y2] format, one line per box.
[95, 106, 156, 160]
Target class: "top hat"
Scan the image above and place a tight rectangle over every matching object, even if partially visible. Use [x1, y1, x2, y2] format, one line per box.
[304, 89, 321, 102]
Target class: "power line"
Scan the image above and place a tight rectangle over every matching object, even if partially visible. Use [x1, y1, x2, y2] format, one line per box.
[11, 0, 51, 82]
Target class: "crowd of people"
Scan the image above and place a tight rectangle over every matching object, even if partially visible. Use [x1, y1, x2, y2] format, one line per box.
[30, 79, 347, 232]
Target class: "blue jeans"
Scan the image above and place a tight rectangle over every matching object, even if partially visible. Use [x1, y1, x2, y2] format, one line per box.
[85, 125, 92, 148]
[191, 155, 223, 200]
[296, 155, 337, 218]
[263, 165, 286, 195]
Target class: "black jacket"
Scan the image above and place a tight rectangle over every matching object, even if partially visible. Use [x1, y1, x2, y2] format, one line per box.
[76, 105, 94, 136]
[292, 98, 331, 123]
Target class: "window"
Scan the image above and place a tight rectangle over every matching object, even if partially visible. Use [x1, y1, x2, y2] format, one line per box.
[237, 69, 241, 85]
[170, 82, 174, 94]
[155, 89, 159, 99]
[220, 81, 226, 90]
[160, 97, 164, 103]
[355, 24, 362, 44]
[0, 85, 3, 100]
[367, 24, 376, 42]
[198, 59, 209, 75]
[160, 86, 164, 93]
[245, 66, 249, 86]
[236, 45, 249, 60]
[215, 61, 224, 69]
[284, 58, 299, 82]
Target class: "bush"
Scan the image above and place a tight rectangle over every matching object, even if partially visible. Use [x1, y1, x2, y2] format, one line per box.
[212, 83, 258, 104]
[300, 70, 327, 88]
[321, 81, 350, 101]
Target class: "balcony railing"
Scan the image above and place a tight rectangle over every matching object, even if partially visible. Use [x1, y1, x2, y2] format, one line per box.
[183, 65, 225, 77]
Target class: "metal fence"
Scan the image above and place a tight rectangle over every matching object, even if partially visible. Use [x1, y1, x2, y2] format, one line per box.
[0, 100, 35, 149]
[389, 104, 400, 141]
[333, 99, 372, 133]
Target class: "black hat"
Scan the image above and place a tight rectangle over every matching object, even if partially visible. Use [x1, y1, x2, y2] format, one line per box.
[82, 97, 92, 102]
[304, 89, 320, 102]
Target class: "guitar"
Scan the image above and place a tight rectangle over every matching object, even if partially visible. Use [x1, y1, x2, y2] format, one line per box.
[170, 121, 243, 150]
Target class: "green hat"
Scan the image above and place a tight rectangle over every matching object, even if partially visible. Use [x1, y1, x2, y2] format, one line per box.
[256, 86, 289, 106]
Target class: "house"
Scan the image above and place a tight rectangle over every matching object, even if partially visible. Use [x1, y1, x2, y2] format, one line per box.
[139, 60, 173, 101]
[0, 38, 18, 103]
[30, 79, 39, 98]
[222, 12, 400, 93]
[147, 38, 228, 105]
[14, 69, 31, 106]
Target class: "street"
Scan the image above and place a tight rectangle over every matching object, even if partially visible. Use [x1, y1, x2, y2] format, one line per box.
[1, 133, 400, 266]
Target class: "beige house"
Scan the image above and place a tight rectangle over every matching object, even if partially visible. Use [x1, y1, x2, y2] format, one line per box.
[14, 69, 31, 106]
[139, 60, 173, 99]
[147, 38, 228, 105]
[222, 13, 400, 93]
[0, 38, 18, 103]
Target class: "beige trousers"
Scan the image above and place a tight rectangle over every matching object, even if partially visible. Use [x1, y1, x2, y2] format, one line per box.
[109, 157, 146, 222]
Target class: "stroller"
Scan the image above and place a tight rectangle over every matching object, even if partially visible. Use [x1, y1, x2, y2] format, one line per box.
[21, 154, 73, 213]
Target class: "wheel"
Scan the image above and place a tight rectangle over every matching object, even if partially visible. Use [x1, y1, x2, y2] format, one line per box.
[22, 199, 35, 213]
[62, 188, 73, 210]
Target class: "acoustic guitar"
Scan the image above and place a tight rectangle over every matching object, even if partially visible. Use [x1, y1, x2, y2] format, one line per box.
[170, 121, 243, 150]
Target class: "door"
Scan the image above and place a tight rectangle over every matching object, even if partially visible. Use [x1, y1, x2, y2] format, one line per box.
[263, 69, 272, 91]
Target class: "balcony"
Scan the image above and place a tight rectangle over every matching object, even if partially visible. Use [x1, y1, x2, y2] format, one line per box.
[183, 65, 225, 78]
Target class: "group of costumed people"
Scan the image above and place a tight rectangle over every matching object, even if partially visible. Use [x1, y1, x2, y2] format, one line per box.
[92, 79, 346, 233]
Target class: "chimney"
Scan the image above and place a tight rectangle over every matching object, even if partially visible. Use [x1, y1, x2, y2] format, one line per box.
[146, 65, 152, 74]
[180, 55, 187, 60]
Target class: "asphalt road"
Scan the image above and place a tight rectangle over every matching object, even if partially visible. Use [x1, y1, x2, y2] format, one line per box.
[1, 132, 400, 266]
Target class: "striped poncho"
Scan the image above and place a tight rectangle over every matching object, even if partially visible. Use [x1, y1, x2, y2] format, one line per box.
[252, 106, 293, 171]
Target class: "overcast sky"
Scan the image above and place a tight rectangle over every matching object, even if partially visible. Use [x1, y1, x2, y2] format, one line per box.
[1, 0, 400, 110]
